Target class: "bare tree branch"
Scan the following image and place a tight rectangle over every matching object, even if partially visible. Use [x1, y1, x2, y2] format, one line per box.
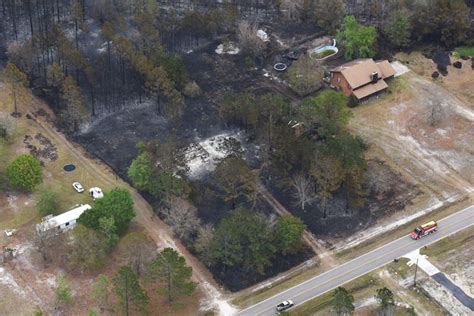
[290, 173, 316, 211]
[160, 196, 200, 242]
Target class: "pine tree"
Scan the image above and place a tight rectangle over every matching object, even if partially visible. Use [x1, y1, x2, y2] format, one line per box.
[46, 63, 65, 110]
[1, 63, 29, 116]
[113, 267, 149, 315]
[149, 248, 196, 303]
[332, 287, 354, 315]
[61, 76, 88, 132]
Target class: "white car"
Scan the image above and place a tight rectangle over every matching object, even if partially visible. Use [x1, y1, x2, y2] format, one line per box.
[4, 229, 15, 237]
[276, 300, 295, 312]
[89, 187, 104, 200]
[72, 182, 84, 193]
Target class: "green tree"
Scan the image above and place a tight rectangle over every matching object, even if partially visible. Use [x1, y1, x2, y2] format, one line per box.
[332, 287, 354, 315]
[36, 188, 59, 216]
[300, 91, 350, 137]
[1, 62, 29, 116]
[79, 188, 135, 236]
[98, 216, 119, 250]
[275, 215, 306, 255]
[325, 133, 366, 173]
[376, 287, 395, 315]
[148, 171, 189, 199]
[220, 92, 258, 129]
[258, 93, 291, 151]
[7, 154, 42, 191]
[67, 224, 106, 273]
[212, 207, 275, 274]
[337, 15, 377, 60]
[383, 10, 412, 49]
[149, 248, 197, 303]
[213, 155, 256, 209]
[56, 272, 73, 308]
[127, 152, 153, 191]
[288, 54, 324, 96]
[91, 274, 110, 310]
[128, 139, 189, 199]
[113, 266, 149, 316]
[325, 133, 367, 213]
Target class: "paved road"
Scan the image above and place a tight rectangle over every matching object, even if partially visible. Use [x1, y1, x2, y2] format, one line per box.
[238, 205, 474, 316]
[432, 273, 474, 310]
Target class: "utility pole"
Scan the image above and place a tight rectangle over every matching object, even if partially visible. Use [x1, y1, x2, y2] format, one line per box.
[413, 256, 419, 287]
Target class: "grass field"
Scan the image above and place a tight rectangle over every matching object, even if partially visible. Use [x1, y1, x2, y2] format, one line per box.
[287, 271, 381, 315]
[232, 260, 323, 307]
[420, 226, 474, 260]
[0, 87, 117, 213]
[455, 46, 474, 57]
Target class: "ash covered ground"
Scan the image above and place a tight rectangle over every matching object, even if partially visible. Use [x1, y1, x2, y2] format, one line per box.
[72, 28, 422, 291]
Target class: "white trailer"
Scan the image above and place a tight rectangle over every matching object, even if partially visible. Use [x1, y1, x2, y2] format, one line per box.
[36, 204, 91, 234]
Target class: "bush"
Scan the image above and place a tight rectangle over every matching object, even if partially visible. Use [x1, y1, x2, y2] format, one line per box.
[6, 154, 42, 191]
[347, 94, 359, 108]
[36, 188, 60, 216]
[455, 46, 474, 57]
[288, 54, 324, 96]
[237, 20, 264, 57]
[0, 126, 7, 138]
[183, 81, 202, 98]
[275, 215, 306, 255]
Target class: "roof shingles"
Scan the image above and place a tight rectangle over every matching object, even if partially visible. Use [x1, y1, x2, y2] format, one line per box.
[330, 58, 395, 99]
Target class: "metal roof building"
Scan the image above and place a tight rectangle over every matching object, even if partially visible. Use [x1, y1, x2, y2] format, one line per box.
[36, 204, 91, 234]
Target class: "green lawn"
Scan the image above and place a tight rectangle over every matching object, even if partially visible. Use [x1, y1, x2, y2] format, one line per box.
[455, 46, 474, 57]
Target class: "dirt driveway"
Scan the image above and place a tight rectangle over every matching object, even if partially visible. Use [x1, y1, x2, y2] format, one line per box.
[350, 72, 473, 208]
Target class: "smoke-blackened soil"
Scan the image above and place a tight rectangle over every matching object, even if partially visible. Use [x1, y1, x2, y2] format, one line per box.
[266, 159, 420, 240]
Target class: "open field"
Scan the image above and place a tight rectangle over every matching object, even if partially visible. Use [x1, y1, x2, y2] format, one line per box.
[396, 52, 474, 107]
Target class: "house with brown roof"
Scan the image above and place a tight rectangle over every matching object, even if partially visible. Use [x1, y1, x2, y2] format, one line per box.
[329, 59, 396, 100]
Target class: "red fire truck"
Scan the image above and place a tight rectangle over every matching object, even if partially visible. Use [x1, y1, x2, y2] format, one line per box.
[410, 221, 438, 240]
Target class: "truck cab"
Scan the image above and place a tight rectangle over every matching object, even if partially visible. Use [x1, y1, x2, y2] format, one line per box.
[410, 221, 437, 240]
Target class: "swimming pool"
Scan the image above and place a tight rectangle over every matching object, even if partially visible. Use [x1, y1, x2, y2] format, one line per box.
[309, 39, 338, 60]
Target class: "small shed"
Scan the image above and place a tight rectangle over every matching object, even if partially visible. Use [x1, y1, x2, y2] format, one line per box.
[36, 204, 91, 234]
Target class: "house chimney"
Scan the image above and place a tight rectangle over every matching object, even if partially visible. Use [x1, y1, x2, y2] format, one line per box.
[370, 72, 378, 83]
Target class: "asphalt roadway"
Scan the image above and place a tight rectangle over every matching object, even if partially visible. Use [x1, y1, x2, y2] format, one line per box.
[238, 205, 474, 316]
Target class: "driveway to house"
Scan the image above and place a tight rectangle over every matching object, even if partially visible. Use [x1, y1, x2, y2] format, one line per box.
[238, 205, 474, 316]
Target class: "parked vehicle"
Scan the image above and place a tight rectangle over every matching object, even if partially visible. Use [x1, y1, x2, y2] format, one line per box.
[276, 300, 295, 312]
[89, 187, 104, 200]
[72, 181, 84, 193]
[410, 221, 437, 240]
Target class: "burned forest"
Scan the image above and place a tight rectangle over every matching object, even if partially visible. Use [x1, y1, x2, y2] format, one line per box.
[1, 0, 473, 315]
